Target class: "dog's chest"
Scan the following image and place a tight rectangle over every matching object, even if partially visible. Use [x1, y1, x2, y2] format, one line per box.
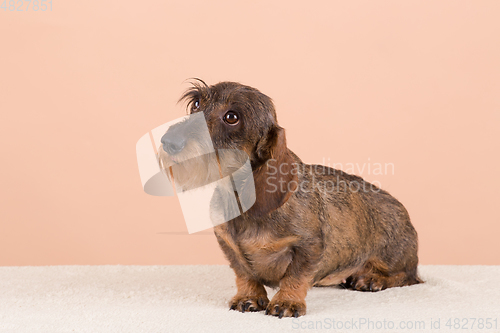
[237, 233, 298, 283]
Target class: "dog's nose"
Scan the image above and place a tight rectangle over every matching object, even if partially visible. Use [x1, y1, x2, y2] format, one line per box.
[161, 132, 186, 155]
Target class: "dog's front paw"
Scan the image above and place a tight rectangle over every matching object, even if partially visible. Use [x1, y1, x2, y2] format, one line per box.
[229, 295, 269, 313]
[265, 294, 306, 318]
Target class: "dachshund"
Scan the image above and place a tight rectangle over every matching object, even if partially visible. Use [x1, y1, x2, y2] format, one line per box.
[158, 79, 422, 318]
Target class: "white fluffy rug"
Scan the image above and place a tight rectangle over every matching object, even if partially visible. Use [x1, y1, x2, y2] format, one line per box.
[0, 265, 498, 333]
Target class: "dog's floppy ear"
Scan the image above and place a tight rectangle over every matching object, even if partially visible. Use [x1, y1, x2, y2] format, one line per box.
[245, 126, 298, 218]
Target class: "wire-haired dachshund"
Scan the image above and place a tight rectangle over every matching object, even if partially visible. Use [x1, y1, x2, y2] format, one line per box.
[158, 79, 422, 318]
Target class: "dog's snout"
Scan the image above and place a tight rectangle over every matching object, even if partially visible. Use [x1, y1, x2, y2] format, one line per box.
[161, 132, 186, 155]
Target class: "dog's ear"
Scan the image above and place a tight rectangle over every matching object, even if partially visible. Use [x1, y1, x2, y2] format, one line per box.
[245, 126, 298, 218]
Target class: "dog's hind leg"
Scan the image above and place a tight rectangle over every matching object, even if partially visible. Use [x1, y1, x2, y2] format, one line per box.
[341, 257, 422, 292]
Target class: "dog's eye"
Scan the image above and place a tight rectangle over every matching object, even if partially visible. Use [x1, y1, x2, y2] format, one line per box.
[192, 100, 200, 111]
[223, 111, 239, 125]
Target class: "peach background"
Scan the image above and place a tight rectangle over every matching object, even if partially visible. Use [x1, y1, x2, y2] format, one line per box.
[1, 1, 499, 266]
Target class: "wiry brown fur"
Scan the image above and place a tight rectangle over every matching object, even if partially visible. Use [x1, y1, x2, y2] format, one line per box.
[159, 79, 422, 318]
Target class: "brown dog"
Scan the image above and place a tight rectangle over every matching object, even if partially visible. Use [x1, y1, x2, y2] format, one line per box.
[158, 79, 422, 318]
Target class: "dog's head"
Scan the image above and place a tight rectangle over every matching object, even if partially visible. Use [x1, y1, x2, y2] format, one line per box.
[158, 79, 297, 217]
